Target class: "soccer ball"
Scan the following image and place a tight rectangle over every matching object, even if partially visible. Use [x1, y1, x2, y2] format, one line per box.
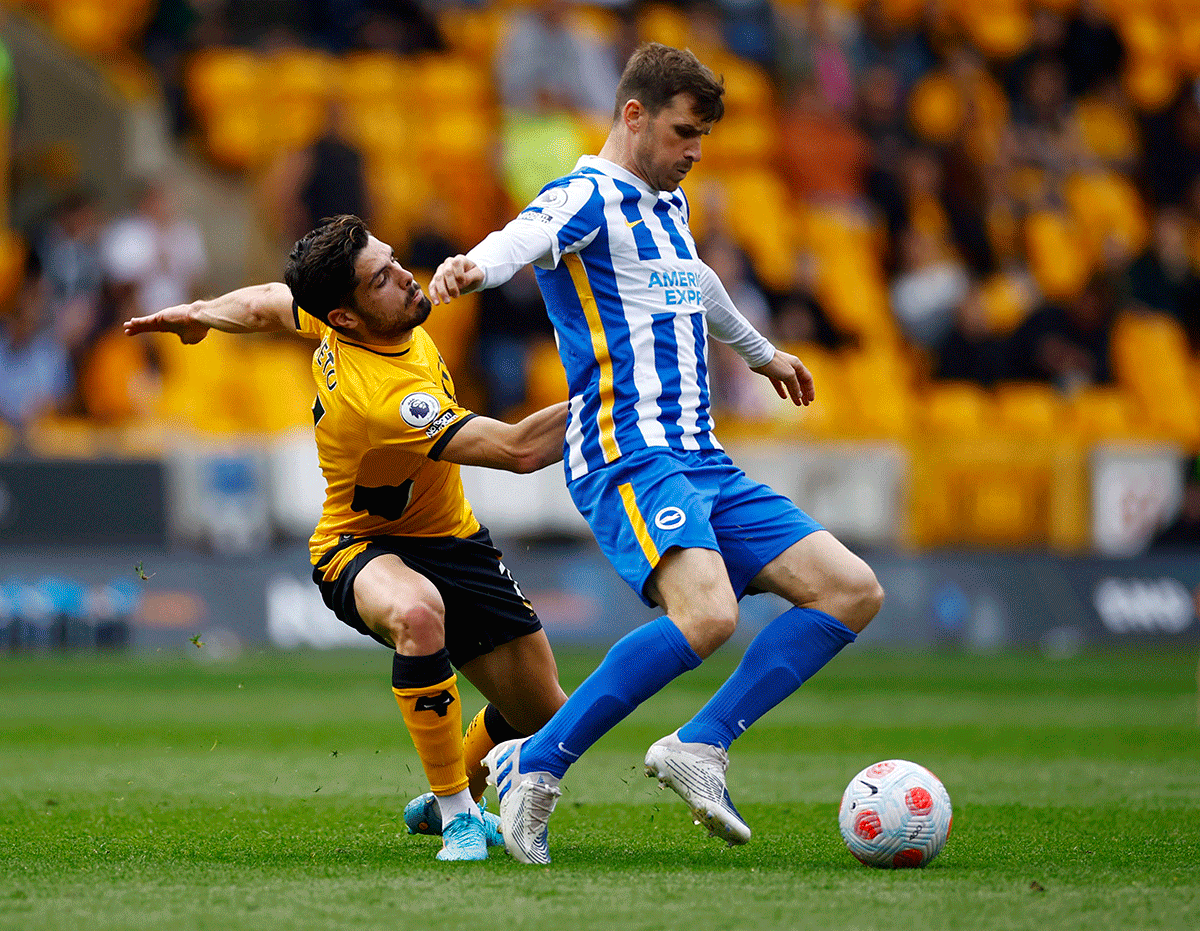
[838, 759, 952, 868]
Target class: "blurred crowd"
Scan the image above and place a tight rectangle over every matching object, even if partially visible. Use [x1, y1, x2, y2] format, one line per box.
[4, 0, 1200, 430]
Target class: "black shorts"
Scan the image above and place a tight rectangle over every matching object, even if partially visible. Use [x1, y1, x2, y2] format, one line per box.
[312, 527, 543, 668]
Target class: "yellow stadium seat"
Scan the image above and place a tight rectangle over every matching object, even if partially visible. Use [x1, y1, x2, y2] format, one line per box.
[525, 338, 569, 410]
[1024, 210, 1093, 300]
[186, 48, 263, 120]
[1063, 171, 1149, 256]
[1066, 387, 1141, 441]
[960, 5, 1033, 60]
[919, 381, 993, 436]
[993, 382, 1065, 438]
[701, 115, 777, 170]
[967, 468, 1045, 545]
[1124, 59, 1180, 111]
[1073, 95, 1142, 163]
[907, 72, 964, 144]
[410, 55, 492, 110]
[438, 7, 506, 63]
[338, 52, 413, 109]
[978, 272, 1034, 335]
[714, 57, 776, 119]
[1177, 18, 1200, 75]
[635, 4, 690, 48]
[1119, 12, 1172, 62]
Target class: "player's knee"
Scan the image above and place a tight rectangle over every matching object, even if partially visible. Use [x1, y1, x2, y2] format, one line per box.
[382, 597, 445, 651]
[677, 602, 738, 658]
[842, 567, 884, 634]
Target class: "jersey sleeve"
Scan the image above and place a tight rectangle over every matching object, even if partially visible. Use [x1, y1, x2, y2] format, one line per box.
[366, 375, 478, 461]
[466, 175, 602, 289]
[292, 299, 328, 339]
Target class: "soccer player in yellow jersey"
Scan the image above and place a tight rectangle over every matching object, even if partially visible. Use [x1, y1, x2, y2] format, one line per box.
[125, 215, 569, 861]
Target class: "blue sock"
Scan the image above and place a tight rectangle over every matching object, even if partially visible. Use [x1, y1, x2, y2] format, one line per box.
[521, 616, 702, 778]
[677, 607, 856, 750]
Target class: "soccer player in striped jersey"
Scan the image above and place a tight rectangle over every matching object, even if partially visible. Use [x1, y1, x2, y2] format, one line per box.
[125, 216, 569, 861]
[431, 43, 884, 864]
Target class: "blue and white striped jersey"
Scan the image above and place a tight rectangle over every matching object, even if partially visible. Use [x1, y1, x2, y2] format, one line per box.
[466, 155, 774, 482]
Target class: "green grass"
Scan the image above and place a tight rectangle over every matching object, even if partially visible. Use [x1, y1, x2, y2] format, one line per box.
[1, 647, 1198, 931]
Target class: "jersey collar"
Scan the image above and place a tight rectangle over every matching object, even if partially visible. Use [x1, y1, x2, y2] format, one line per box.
[576, 154, 657, 196]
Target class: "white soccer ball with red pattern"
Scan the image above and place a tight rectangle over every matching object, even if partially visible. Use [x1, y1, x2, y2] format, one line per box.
[838, 759, 952, 868]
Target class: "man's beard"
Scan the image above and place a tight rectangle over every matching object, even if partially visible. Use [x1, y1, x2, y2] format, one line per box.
[371, 293, 432, 339]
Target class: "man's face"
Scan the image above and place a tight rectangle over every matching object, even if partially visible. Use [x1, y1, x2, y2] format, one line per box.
[632, 92, 712, 192]
[349, 235, 431, 340]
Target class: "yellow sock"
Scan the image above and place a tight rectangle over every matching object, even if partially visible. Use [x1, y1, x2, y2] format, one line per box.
[463, 708, 492, 801]
[463, 704, 527, 801]
[393, 674, 468, 796]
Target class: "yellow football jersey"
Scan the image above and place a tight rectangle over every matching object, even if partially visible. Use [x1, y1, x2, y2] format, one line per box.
[293, 304, 481, 578]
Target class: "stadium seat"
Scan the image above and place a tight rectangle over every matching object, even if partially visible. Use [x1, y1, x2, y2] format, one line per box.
[918, 382, 992, 436]
[1064, 171, 1149, 257]
[186, 49, 263, 122]
[1024, 210, 1093, 300]
[635, 4, 691, 48]
[1073, 95, 1142, 164]
[993, 382, 1065, 438]
[524, 337, 569, 411]
[978, 272, 1035, 334]
[1066, 387, 1141, 441]
[907, 72, 964, 144]
[0, 229, 25, 313]
[1123, 58, 1180, 111]
[959, 4, 1033, 60]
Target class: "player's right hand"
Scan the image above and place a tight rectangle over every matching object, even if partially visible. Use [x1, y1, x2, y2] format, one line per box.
[430, 255, 484, 304]
[123, 304, 210, 344]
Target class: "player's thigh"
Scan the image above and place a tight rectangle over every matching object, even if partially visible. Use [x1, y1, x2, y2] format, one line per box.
[645, 545, 739, 657]
[457, 629, 567, 735]
[750, 530, 882, 632]
[351, 554, 446, 648]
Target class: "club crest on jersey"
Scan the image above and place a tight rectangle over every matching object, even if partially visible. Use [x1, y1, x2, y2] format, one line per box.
[654, 507, 686, 530]
[535, 187, 569, 209]
[400, 392, 441, 428]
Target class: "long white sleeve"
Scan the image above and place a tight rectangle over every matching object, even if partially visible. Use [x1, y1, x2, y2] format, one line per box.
[699, 263, 776, 368]
[463, 219, 557, 292]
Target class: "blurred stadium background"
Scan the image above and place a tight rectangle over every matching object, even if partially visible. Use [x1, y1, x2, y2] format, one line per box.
[0, 0, 1196, 659]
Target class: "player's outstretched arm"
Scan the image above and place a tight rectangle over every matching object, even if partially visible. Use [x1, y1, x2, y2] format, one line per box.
[429, 256, 485, 305]
[751, 349, 815, 406]
[436, 402, 568, 474]
[124, 282, 297, 344]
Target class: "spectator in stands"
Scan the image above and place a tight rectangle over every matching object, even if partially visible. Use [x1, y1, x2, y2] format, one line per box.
[1062, 0, 1124, 98]
[1007, 271, 1119, 392]
[856, 64, 910, 246]
[1126, 208, 1200, 343]
[497, 0, 620, 117]
[889, 226, 970, 349]
[0, 251, 73, 428]
[776, 0, 856, 113]
[699, 234, 775, 418]
[101, 178, 208, 319]
[495, 0, 620, 208]
[1000, 7, 1067, 105]
[1145, 89, 1200, 209]
[934, 286, 1011, 386]
[771, 251, 848, 351]
[851, 0, 932, 95]
[476, 264, 555, 417]
[778, 78, 868, 203]
[1007, 56, 1084, 175]
[712, 0, 777, 69]
[35, 189, 104, 334]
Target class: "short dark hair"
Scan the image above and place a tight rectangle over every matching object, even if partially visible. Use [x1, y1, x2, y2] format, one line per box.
[613, 43, 725, 124]
[284, 214, 369, 326]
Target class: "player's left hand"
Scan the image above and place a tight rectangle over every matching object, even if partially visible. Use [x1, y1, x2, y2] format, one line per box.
[123, 304, 210, 344]
[751, 350, 815, 406]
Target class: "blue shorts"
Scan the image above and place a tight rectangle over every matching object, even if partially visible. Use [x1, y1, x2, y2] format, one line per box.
[568, 447, 824, 607]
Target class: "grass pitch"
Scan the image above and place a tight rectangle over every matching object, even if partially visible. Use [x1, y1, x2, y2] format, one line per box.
[1, 646, 1197, 931]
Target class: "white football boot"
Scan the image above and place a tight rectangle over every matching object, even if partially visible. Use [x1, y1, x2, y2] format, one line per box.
[484, 737, 561, 865]
[645, 730, 751, 845]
